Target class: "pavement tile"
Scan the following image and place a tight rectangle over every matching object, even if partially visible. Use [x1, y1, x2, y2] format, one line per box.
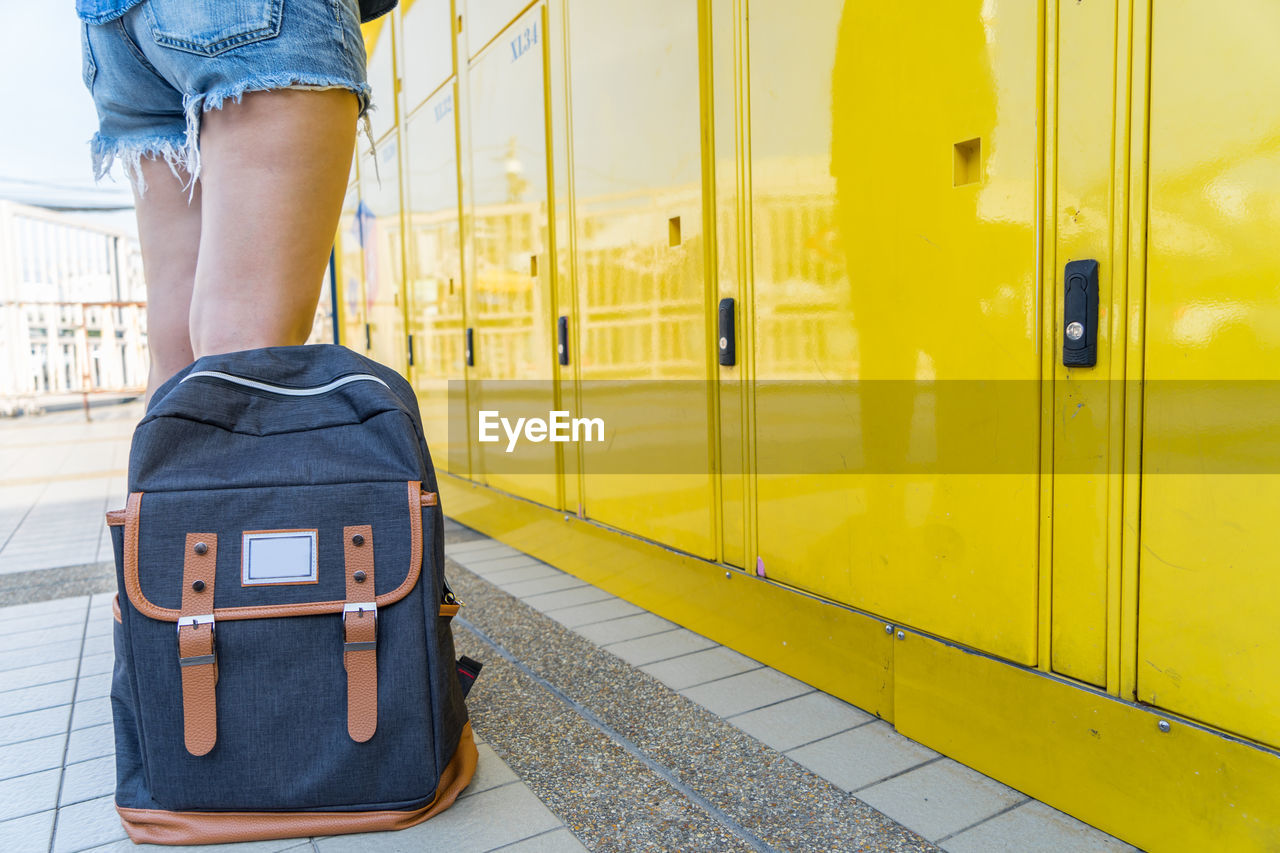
[473, 564, 561, 586]
[314, 781, 562, 852]
[0, 679, 75, 717]
[0, 808, 56, 853]
[573, 613, 677, 646]
[0, 639, 83, 673]
[0, 623, 85, 653]
[789, 720, 938, 791]
[0, 657, 79, 692]
[59, 755, 115, 807]
[70, 697, 112, 730]
[680, 667, 811, 717]
[546, 598, 645, 629]
[640, 646, 761, 690]
[490, 827, 589, 852]
[0, 732, 66, 781]
[81, 632, 114, 657]
[74, 673, 113, 702]
[64, 723, 115, 766]
[459, 744, 518, 798]
[858, 757, 1028, 842]
[0, 705, 71, 746]
[495, 574, 587, 598]
[0, 598, 89, 620]
[444, 539, 512, 555]
[729, 690, 874, 752]
[0, 609, 87, 638]
[51, 794, 128, 853]
[941, 800, 1138, 852]
[77, 652, 114, 677]
[84, 619, 114, 640]
[0, 767, 60, 820]
[82, 839, 308, 853]
[453, 555, 539, 577]
[521, 585, 613, 613]
[602, 627, 717, 666]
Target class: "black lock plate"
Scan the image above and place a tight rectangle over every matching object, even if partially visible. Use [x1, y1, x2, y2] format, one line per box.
[1062, 259, 1099, 367]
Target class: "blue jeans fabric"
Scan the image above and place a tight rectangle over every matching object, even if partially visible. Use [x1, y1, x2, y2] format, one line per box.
[80, 0, 370, 190]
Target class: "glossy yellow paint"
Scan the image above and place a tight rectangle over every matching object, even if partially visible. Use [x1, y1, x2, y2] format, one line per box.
[565, 0, 715, 558]
[464, 4, 558, 508]
[1138, 0, 1280, 750]
[404, 82, 468, 475]
[439, 471, 894, 720]
[747, 0, 1042, 665]
[896, 630, 1280, 851]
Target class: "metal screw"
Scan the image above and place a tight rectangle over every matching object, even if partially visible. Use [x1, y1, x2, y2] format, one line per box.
[352, 534, 365, 546]
[1157, 719, 1171, 733]
[725, 571, 732, 579]
[884, 624, 893, 634]
[1066, 321, 1085, 341]
[194, 542, 208, 555]
[191, 580, 205, 592]
[719, 337, 728, 350]
[896, 630, 906, 640]
[353, 570, 367, 583]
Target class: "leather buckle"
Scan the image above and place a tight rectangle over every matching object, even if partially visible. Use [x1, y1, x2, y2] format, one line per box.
[342, 602, 377, 651]
[176, 613, 215, 636]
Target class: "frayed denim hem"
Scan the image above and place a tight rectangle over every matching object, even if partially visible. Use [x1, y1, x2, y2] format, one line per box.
[91, 75, 373, 196]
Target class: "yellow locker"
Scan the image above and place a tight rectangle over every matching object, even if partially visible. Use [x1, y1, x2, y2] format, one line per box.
[566, 0, 714, 558]
[358, 134, 409, 374]
[405, 82, 469, 476]
[1138, 0, 1280, 749]
[462, 0, 532, 59]
[465, 4, 559, 508]
[336, 177, 369, 353]
[747, 0, 1042, 664]
[400, 0, 455, 112]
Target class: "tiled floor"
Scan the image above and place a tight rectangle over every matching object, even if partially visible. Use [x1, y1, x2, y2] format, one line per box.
[446, 537, 1139, 853]
[0, 594, 587, 853]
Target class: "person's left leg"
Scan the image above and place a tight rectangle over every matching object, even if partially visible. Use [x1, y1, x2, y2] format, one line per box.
[187, 88, 357, 359]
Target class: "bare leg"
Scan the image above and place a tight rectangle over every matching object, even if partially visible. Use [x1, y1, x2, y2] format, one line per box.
[133, 159, 201, 404]
[189, 89, 357, 357]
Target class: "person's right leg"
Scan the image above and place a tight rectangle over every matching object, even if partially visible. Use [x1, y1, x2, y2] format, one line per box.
[187, 88, 358, 359]
[134, 159, 201, 404]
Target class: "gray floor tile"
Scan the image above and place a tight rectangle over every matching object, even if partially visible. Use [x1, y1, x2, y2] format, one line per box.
[680, 667, 811, 717]
[314, 781, 562, 852]
[941, 800, 1138, 852]
[858, 757, 1028, 842]
[522, 585, 613, 613]
[0, 705, 71, 746]
[0, 639, 83, 673]
[70, 697, 112, 730]
[64, 723, 114, 766]
[0, 624, 84, 653]
[0, 598, 89, 620]
[0, 608, 87, 637]
[496, 574, 587, 598]
[51, 794, 127, 853]
[444, 539, 509, 555]
[573, 613, 677, 646]
[0, 679, 76, 717]
[460, 744, 518, 798]
[602, 628, 716, 666]
[0, 733, 66, 781]
[477, 564, 561, 586]
[59, 755, 115, 807]
[0, 808, 56, 853]
[82, 839, 308, 853]
[788, 721, 938, 791]
[76, 653, 114, 677]
[489, 827, 589, 853]
[454, 555, 539, 577]
[80, 633, 114, 657]
[0, 767, 60, 820]
[547, 598, 645, 629]
[729, 691, 874, 752]
[74, 673, 112, 702]
[640, 646, 760, 690]
[0, 658, 79, 693]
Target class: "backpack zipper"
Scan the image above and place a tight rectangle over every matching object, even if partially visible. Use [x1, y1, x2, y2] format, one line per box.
[181, 370, 390, 396]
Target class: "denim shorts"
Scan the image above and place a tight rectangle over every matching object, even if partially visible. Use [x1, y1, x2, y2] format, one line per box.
[81, 0, 371, 191]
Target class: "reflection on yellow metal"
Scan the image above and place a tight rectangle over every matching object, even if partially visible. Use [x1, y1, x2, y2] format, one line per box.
[333, 2, 1280, 847]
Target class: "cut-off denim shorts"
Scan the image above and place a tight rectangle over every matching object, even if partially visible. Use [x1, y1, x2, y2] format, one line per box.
[81, 0, 371, 192]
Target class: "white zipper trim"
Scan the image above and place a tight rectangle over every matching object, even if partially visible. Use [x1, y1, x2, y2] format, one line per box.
[181, 370, 389, 396]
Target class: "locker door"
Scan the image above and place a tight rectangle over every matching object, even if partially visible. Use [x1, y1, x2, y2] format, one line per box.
[1136, 0, 1280, 748]
[749, 0, 1042, 664]
[566, 0, 714, 558]
[336, 177, 369, 352]
[405, 82, 469, 477]
[358, 133, 408, 375]
[464, 5, 559, 508]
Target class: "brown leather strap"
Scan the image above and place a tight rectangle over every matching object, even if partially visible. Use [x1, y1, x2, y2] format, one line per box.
[179, 533, 218, 756]
[343, 525, 377, 743]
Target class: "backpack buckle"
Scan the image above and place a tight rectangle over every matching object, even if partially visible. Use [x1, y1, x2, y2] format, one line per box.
[342, 602, 377, 651]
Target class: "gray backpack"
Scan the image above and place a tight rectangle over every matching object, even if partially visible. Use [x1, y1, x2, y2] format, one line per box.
[105, 345, 477, 845]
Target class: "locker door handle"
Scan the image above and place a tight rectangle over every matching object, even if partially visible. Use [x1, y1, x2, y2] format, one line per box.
[364, 323, 371, 351]
[465, 328, 474, 367]
[1062, 259, 1099, 367]
[557, 315, 569, 366]
[718, 298, 736, 366]
[407, 333, 414, 367]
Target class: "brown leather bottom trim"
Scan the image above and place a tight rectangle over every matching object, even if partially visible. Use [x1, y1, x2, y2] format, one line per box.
[116, 721, 478, 845]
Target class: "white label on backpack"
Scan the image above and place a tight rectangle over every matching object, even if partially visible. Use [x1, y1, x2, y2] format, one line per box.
[241, 530, 319, 586]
